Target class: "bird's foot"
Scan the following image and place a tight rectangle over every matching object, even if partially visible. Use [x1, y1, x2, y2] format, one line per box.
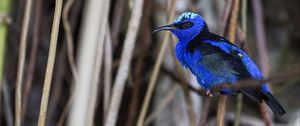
[206, 90, 220, 97]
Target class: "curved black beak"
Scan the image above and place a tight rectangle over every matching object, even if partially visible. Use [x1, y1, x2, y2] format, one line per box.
[152, 24, 175, 33]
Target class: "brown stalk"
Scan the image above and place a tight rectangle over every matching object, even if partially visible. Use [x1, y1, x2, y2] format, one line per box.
[53, 0, 78, 125]
[217, 95, 228, 126]
[48, 43, 67, 125]
[15, 0, 33, 125]
[37, 0, 64, 125]
[126, 0, 152, 125]
[217, 0, 240, 126]
[62, 0, 78, 83]
[104, 0, 144, 125]
[219, 0, 234, 36]
[251, 0, 272, 125]
[135, 1, 176, 126]
[137, 1, 176, 126]
[234, 1, 247, 126]
[198, 0, 234, 125]
[22, 0, 43, 123]
[198, 97, 211, 126]
[111, 0, 127, 47]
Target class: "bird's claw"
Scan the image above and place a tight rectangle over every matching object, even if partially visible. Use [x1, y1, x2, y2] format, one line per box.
[206, 90, 220, 97]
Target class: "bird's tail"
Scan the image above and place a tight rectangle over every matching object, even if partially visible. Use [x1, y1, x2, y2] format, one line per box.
[241, 88, 286, 115]
[263, 92, 286, 115]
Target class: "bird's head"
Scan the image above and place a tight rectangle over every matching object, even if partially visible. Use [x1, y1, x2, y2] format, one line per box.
[153, 12, 206, 42]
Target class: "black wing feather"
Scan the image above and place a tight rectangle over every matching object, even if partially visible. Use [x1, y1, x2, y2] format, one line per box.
[187, 31, 286, 115]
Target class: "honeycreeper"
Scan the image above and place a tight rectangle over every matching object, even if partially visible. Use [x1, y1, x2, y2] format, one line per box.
[153, 12, 286, 115]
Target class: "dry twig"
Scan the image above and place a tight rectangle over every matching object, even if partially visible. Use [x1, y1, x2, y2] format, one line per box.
[252, 0, 272, 125]
[15, 0, 33, 125]
[136, 1, 176, 125]
[62, 0, 78, 82]
[22, 0, 43, 123]
[105, 0, 144, 125]
[217, 0, 240, 126]
[37, 0, 64, 125]
[126, 0, 152, 125]
[198, 97, 211, 126]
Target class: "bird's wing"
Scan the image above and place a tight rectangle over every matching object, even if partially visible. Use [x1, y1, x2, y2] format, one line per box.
[202, 39, 269, 91]
[188, 32, 285, 115]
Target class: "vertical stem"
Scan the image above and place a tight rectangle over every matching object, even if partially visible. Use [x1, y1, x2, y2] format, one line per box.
[198, 97, 211, 126]
[68, 0, 109, 125]
[234, 94, 243, 126]
[22, 0, 43, 123]
[105, 0, 144, 125]
[217, 0, 240, 126]
[126, 0, 152, 125]
[234, 1, 247, 126]
[227, 0, 240, 42]
[217, 95, 227, 126]
[15, 0, 33, 125]
[136, 1, 177, 126]
[62, 0, 78, 82]
[37, 0, 63, 125]
[252, 0, 272, 125]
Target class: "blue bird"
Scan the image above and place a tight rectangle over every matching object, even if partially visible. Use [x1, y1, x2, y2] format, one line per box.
[153, 12, 286, 115]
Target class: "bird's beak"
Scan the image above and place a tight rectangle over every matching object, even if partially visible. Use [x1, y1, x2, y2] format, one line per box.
[152, 24, 175, 33]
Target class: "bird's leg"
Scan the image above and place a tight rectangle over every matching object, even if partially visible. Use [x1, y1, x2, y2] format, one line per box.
[206, 89, 220, 97]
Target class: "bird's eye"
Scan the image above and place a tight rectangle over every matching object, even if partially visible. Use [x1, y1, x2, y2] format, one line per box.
[181, 22, 193, 29]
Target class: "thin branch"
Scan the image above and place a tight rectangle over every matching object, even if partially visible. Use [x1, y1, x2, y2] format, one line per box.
[144, 85, 179, 126]
[135, 1, 176, 125]
[234, 94, 243, 126]
[57, 95, 72, 126]
[219, 0, 233, 35]
[62, 0, 78, 83]
[161, 59, 299, 95]
[252, 0, 270, 77]
[22, 0, 43, 123]
[234, 1, 247, 125]
[126, 0, 152, 125]
[111, 0, 127, 47]
[104, 0, 144, 125]
[214, 67, 299, 90]
[198, 97, 211, 126]
[15, 0, 33, 125]
[159, 64, 206, 96]
[217, 0, 240, 125]
[227, 0, 240, 42]
[54, 0, 78, 124]
[217, 95, 228, 126]
[37, 0, 64, 125]
[252, 0, 272, 125]
[198, 1, 234, 124]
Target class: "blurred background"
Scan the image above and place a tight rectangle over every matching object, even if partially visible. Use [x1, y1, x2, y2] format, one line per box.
[0, 0, 299, 126]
